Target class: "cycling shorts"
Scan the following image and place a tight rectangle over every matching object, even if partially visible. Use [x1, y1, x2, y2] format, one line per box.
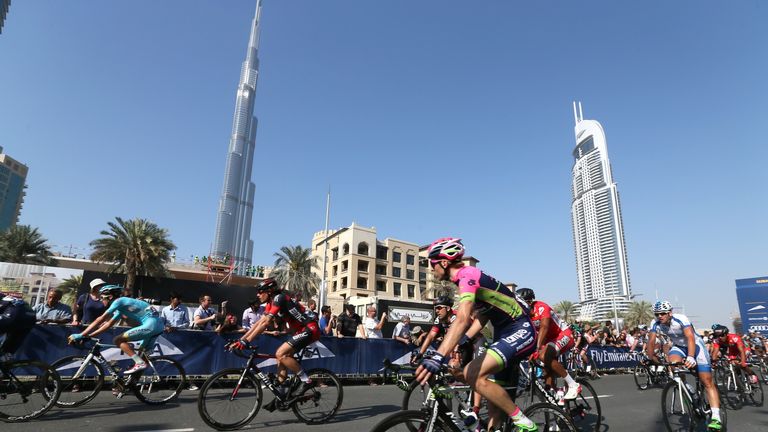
[545, 328, 575, 355]
[487, 318, 536, 370]
[0, 304, 36, 355]
[287, 321, 320, 352]
[122, 317, 164, 351]
[668, 339, 711, 373]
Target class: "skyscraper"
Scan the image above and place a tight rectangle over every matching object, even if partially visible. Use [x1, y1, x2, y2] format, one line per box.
[570, 103, 632, 321]
[0, 146, 28, 231]
[212, 0, 262, 274]
[0, 0, 10, 34]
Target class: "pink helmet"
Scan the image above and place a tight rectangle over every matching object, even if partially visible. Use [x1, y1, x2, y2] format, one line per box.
[427, 237, 465, 262]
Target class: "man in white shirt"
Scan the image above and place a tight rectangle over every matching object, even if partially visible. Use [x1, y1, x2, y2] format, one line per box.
[242, 299, 265, 330]
[392, 315, 411, 344]
[363, 305, 386, 338]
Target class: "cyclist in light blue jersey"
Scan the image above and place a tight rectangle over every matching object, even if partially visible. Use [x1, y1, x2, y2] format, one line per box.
[68, 284, 164, 375]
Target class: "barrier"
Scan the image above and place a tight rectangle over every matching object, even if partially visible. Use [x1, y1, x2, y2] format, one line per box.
[16, 326, 642, 376]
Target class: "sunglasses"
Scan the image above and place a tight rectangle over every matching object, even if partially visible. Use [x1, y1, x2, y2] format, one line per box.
[100, 295, 113, 300]
[654, 312, 669, 317]
[434, 306, 447, 310]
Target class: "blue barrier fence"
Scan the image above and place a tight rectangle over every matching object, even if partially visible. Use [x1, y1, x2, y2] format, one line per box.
[17, 326, 642, 376]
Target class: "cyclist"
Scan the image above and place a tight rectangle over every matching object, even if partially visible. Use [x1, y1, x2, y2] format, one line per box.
[229, 278, 320, 403]
[646, 300, 722, 431]
[415, 238, 539, 432]
[0, 293, 36, 361]
[710, 325, 759, 385]
[517, 288, 581, 400]
[747, 332, 766, 358]
[67, 285, 164, 374]
[412, 295, 457, 364]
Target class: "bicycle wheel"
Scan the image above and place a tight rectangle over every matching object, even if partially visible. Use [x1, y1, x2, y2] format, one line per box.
[198, 368, 262, 431]
[291, 368, 343, 424]
[633, 364, 651, 390]
[49, 355, 104, 407]
[713, 366, 741, 410]
[660, 381, 695, 432]
[746, 373, 764, 407]
[586, 358, 599, 380]
[132, 356, 186, 405]
[0, 360, 61, 423]
[565, 379, 601, 432]
[502, 402, 577, 432]
[402, 379, 436, 411]
[370, 409, 454, 432]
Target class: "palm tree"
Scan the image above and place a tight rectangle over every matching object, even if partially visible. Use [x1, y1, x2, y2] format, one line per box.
[57, 274, 83, 309]
[427, 275, 457, 300]
[90, 217, 176, 291]
[623, 300, 654, 330]
[0, 225, 55, 264]
[272, 245, 320, 300]
[553, 300, 576, 324]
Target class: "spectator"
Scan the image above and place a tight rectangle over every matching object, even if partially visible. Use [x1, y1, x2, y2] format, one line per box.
[193, 295, 217, 331]
[161, 292, 190, 331]
[264, 315, 288, 337]
[33, 289, 72, 324]
[241, 299, 265, 330]
[319, 305, 335, 336]
[410, 326, 427, 347]
[72, 278, 108, 326]
[363, 305, 387, 339]
[307, 299, 317, 313]
[215, 313, 245, 334]
[392, 315, 412, 344]
[336, 304, 365, 338]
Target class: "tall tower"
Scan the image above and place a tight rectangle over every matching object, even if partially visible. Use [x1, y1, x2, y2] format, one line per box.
[570, 102, 632, 321]
[212, 0, 261, 274]
[0, 146, 28, 231]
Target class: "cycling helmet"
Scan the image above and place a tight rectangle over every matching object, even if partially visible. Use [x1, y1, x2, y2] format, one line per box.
[712, 325, 729, 337]
[638, 324, 648, 331]
[256, 278, 279, 293]
[652, 300, 673, 313]
[433, 295, 454, 308]
[516, 288, 535, 302]
[427, 238, 465, 262]
[98, 284, 123, 296]
[711, 323, 722, 330]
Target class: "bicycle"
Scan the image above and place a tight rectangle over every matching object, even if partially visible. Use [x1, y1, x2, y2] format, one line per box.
[0, 356, 62, 422]
[660, 361, 728, 432]
[197, 341, 343, 430]
[633, 352, 671, 390]
[747, 353, 768, 385]
[516, 359, 602, 432]
[50, 337, 186, 407]
[372, 362, 577, 432]
[563, 349, 598, 381]
[712, 357, 764, 409]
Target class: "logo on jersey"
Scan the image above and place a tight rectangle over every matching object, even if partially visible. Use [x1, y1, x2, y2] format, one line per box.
[256, 341, 336, 368]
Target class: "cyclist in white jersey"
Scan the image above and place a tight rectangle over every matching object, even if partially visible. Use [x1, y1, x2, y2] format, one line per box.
[646, 301, 722, 431]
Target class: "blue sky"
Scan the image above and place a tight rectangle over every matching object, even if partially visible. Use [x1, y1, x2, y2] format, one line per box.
[1, 1, 766, 329]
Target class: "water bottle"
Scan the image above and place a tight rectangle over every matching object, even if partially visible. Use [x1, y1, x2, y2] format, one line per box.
[555, 388, 566, 406]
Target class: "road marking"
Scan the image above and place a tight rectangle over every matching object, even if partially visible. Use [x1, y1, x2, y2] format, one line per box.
[582, 394, 612, 400]
[134, 429, 194, 432]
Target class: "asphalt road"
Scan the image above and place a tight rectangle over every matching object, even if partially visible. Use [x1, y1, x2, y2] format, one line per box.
[4, 375, 767, 431]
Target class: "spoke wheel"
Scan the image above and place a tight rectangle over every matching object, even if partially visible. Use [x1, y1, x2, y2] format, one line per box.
[504, 402, 577, 432]
[50, 355, 104, 407]
[370, 409, 454, 432]
[660, 381, 695, 432]
[0, 360, 61, 423]
[746, 373, 764, 407]
[565, 379, 602, 432]
[197, 368, 262, 431]
[131, 356, 186, 405]
[291, 368, 343, 424]
[634, 365, 651, 390]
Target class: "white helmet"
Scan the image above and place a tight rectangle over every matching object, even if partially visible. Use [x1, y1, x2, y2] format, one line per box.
[652, 300, 673, 313]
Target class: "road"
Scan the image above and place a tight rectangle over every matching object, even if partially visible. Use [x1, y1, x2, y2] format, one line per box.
[5, 374, 767, 431]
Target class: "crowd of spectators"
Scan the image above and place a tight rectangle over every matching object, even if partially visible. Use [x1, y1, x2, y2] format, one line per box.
[576, 320, 649, 351]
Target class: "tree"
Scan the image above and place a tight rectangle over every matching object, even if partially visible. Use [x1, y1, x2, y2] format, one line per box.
[553, 300, 576, 324]
[272, 245, 320, 301]
[623, 300, 654, 330]
[57, 274, 83, 308]
[426, 275, 457, 301]
[89, 217, 176, 292]
[0, 225, 55, 265]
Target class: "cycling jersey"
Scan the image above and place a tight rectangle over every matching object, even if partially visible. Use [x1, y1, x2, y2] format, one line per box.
[430, 310, 457, 341]
[712, 334, 745, 359]
[107, 297, 160, 324]
[264, 292, 316, 333]
[650, 313, 711, 372]
[529, 301, 569, 342]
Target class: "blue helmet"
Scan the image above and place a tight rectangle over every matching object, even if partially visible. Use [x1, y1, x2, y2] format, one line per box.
[99, 284, 123, 296]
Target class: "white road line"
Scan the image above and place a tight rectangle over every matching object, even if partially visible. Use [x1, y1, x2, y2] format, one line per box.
[582, 394, 612, 400]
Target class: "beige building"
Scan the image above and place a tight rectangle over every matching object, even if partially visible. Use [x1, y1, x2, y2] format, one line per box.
[312, 223, 428, 312]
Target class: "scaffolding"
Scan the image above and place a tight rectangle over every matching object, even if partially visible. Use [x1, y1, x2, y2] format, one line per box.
[205, 255, 235, 285]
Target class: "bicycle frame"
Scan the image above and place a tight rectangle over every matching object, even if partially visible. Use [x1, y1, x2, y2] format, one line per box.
[69, 339, 157, 397]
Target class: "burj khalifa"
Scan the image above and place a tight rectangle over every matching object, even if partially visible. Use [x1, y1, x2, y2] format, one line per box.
[212, 0, 262, 273]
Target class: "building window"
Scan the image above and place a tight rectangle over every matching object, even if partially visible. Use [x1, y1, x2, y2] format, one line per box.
[359, 260, 369, 273]
[406, 254, 415, 265]
[419, 272, 426, 282]
[332, 265, 338, 276]
[357, 242, 369, 256]
[332, 281, 337, 291]
[376, 245, 388, 260]
[392, 267, 401, 278]
[376, 265, 386, 275]
[393, 251, 402, 262]
[376, 280, 386, 291]
[407, 284, 415, 298]
[341, 260, 348, 272]
[342, 243, 350, 256]
[406, 269, 415, 280]
[332, 248, 338, 260]
[341, 277, 348, 289]
[419, 258, 428, 268]
[394, 282, 401, 296]
[357, 277, 367, 289]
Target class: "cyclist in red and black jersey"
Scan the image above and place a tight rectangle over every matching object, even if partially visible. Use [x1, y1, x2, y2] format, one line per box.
[413, 296, 458, 363]
[230, 278, 320, 398]
[710, 325, 759, 384]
